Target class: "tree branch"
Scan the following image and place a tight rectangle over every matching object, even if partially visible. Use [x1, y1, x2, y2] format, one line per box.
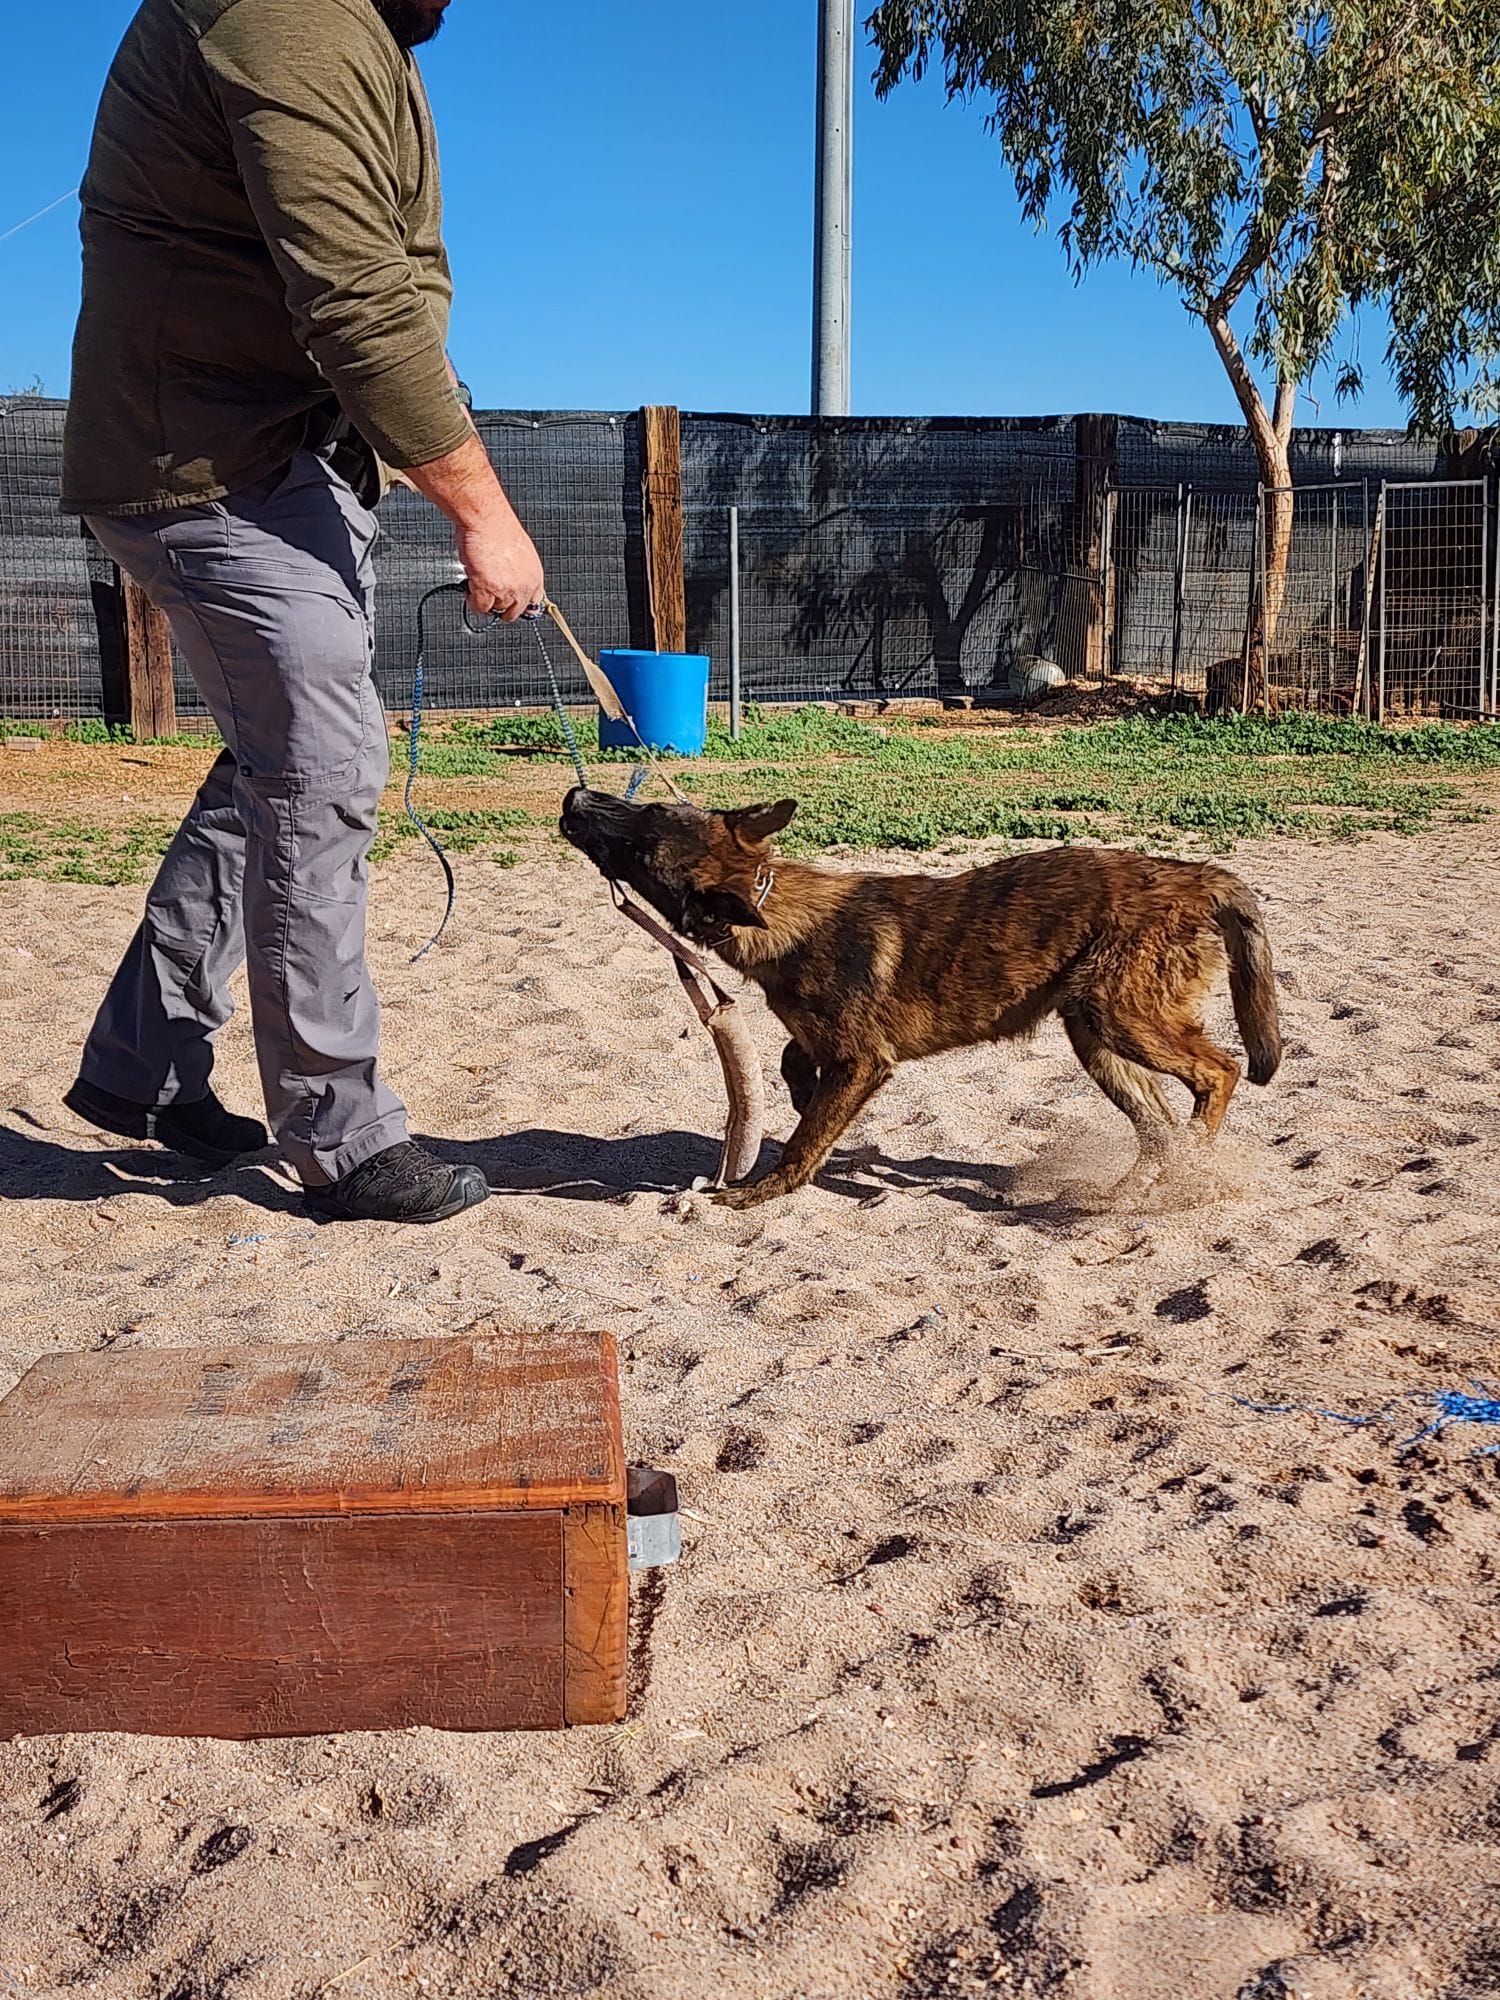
[1205, 310, 1288, 482]
[1211, 220, 1274, 318]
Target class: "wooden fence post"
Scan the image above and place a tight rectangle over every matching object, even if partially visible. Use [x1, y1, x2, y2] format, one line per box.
[639, 405, 686, 653]
[119, 572, 177, 741]
[1071, 413, 1118, 680]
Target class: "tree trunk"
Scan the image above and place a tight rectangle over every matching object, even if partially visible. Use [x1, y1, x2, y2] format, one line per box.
[1207, 311, 1296, 710]
[1255, 440, 1294, 710]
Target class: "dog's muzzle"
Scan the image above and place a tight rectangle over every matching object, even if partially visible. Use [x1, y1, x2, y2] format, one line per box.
[559, 785, 629, 865]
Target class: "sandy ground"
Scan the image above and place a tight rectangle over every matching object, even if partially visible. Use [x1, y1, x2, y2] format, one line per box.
[0, 823, 1498, 2000]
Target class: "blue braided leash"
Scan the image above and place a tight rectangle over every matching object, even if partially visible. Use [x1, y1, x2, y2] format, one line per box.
[404, 587, 649, 961]
[523, 606, 589, 788]
[1228, 1384, 1500, 1455]
[523, 607, 648, 802]
[404, 582, 464, 962]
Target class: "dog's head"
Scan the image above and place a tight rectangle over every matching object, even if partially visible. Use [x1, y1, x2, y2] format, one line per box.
[560, 787, 797, 943]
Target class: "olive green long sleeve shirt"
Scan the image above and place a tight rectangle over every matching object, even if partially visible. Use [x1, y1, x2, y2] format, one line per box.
[62, 0, 471, 516]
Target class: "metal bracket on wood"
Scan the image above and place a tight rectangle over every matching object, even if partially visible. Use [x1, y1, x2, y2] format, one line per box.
[626, 1466, 681, 1571]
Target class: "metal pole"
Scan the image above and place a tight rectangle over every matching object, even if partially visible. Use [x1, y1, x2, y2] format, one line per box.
[1101, 486, 1115, 680]
[728, 504, 742, 740]
[1480, 479, 1489, 721]
[1377, 485, 1387, 726]
[1169, 482, 1188, 689]
[1329, 488, 1339, 700]
[1491, 474, 1500, 717]
[1358, 478, 1371, 719]
[812, 0, 854, 416]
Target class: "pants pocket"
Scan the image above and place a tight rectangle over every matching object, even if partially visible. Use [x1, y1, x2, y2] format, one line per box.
[165, 554, 375, 796]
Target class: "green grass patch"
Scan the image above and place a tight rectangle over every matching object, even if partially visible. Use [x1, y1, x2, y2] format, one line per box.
[405, 705, 1495, 854]
[0, 805, 529, 885]
[0, 711, 1491, 886]
[372, 804, 530, 865]
[1, 719, 224, 747]
[670, 710, 1492, 853]
[0, 814, 175, 886]
[413, 703, 886, 774]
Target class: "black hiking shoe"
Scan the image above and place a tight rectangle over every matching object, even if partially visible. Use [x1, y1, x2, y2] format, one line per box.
[302, 1142, 490, 1225]
[64, 1079, 269, 1166]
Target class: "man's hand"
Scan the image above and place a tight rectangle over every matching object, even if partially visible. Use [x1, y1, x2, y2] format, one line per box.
[404, 430, 546, 623]
[457, 514, 545, 622]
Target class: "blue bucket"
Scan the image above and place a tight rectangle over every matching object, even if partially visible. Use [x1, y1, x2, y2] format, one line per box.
[597, 649, 710, 757]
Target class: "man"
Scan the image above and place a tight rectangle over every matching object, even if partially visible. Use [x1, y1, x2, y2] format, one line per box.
[59, 0, 542, 1223]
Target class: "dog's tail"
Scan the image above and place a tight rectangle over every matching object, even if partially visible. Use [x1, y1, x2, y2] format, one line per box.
[1213, 877, 1281, 1085]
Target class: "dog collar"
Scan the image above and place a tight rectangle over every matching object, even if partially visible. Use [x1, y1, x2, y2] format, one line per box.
[753, 866, 775, 913]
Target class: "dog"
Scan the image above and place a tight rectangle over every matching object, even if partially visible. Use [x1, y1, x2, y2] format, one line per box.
[560, 787, 1281, 1208]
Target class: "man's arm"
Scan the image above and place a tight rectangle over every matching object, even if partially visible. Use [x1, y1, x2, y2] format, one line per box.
[405, 432, 544, 621]
[201, 0, 542, 618]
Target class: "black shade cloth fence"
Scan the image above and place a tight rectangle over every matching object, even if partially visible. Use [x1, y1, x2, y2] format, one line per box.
[0, 395, 1471, 721]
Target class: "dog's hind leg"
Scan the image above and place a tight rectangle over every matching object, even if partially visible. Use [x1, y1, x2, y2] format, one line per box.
[1098, 1007, 1242, 1138]
[716, 1054, 892, 1208]
[780, 1040, 820, 1116]
[1059, 1009, 1179, 1201]
[1062, 1010, 1176, 1144]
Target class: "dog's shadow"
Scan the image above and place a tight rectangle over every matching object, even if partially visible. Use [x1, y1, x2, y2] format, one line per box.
[423, 1127, 730, 1202]
[816, 1148, 1111, 1222]
[429, 1126, 1109, 1223]
[2, 1111, 1132, 1227]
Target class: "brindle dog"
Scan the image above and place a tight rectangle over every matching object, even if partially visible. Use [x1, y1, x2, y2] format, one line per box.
[560, 788, 1281, 1208]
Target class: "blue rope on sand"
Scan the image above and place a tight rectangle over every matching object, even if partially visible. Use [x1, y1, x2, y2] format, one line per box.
[1229, 1384, 1500, 1455]
[1398, 1389, 1500, 1452]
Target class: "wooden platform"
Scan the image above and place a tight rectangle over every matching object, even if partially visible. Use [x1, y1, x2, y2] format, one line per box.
[0, 1331, 630, 1738]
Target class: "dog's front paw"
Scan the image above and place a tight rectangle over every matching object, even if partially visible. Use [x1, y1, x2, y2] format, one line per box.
[712, 1175, 792, 1210]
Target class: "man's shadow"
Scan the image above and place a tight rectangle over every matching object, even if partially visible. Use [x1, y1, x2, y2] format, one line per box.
[0, 1116, 303, 1216]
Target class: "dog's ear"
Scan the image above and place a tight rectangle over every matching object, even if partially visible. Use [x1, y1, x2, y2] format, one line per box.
[686, 885, 770, 933]
[722, 799, 797, 846]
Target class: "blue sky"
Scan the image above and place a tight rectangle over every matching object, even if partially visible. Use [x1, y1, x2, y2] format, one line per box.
[1, 0, 1406, 426]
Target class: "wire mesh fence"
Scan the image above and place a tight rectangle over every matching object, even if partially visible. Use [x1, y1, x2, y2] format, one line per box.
[687, 479, 1097, 705]
[1, 400, 1497, 726]
[374, 412, 637, 715]
[1259, 482, 1378, 716]
[1107, 485, 1259, 694]
[685, 418, 1086, 704]
[0, 397, 104, 719]
[1376, 481, 1494, 722]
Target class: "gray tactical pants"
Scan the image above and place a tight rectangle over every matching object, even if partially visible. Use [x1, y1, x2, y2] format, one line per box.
[82, 449, 408, 1185]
